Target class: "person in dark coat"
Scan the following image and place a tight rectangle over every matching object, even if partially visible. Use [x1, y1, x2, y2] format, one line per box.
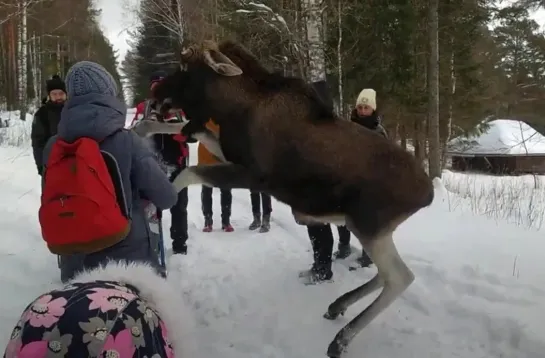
[299, 85, 387, 285]
[31, 75, 67, 175]
[333, 88, 387, 265]
[198, 119, 234, 232]
[42, 61, 178, 283]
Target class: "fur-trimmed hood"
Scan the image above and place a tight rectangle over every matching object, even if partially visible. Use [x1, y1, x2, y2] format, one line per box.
[71, 261, 198, 357]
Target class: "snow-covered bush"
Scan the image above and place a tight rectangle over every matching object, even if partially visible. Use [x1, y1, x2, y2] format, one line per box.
[442, 170, 545, 230]
[0, 111, 33, 148]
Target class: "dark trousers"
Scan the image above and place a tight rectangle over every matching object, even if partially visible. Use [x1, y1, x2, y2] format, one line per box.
[169, 188, 188, 243]
[250, 191, 272, 215]
[338, 225, 351, 245]
[169, 167, 189, 244]
[307, 224, 334, 267]
[201, 186, 232, 224]
[307, 225, 352, 266]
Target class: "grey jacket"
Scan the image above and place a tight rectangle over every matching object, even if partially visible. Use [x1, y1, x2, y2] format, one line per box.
[42, 93, 178, 282]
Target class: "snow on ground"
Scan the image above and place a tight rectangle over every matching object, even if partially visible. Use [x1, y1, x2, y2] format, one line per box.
[0, 110, 544, 357]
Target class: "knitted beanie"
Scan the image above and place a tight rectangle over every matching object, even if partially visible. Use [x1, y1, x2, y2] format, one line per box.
[46, 75, 66, 94]
[65, 61, 118, 98]
[356, 88, 377, 110]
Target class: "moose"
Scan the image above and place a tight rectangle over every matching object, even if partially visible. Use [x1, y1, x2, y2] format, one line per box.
[149, 40, 434, 357]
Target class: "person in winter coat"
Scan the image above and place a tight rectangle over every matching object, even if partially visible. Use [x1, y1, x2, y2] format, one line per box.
[299, 85, 387, 284]
[31, 75, 67, 175]
[3, 261, 197, 358]
[132, 70, 195, 255]
[42, 61, 178, 283]
[198, 119, 234, 232]
[332, 88, 387, 266]
[249, 191, 272, 232]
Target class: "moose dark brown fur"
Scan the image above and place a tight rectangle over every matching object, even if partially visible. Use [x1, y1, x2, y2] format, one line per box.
[151, 39, 434, 357]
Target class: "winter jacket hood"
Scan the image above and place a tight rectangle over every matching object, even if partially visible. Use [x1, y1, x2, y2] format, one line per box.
[58, 93, 126, 142]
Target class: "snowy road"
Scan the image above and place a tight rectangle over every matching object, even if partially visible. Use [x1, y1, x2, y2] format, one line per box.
[0, 143, 543, 357]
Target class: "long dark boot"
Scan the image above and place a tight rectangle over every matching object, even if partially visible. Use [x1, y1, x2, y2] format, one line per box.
[355, 250, 373, 268]
[299, 224, 334, 285]
[333, 243, 352, 259]
[333, 226, 352, 259]
[249, 213, 261, 230]
[259, 214, 270, 233]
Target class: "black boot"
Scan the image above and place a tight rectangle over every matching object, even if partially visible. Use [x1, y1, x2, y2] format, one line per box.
[172, 240, 187, 255]
[298, 263, 333, 285]
[249, 213, 261, 230]
[355, 251, 373, 267]
[333, 243, 352, 260]
[259, 214, 270, 233]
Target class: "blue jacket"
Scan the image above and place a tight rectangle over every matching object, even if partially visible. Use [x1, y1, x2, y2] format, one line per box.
[42, 93, 178, 281]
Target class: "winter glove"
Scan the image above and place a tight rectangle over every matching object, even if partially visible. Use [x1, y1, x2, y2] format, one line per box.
[143, 200, 159, 223]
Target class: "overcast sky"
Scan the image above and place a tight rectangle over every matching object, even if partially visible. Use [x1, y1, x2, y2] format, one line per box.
[95, 0, 138, 65]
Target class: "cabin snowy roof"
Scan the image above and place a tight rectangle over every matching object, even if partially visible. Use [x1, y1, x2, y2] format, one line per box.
[446, 119, 545, 156]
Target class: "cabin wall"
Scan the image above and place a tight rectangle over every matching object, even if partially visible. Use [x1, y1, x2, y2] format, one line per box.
[449, 155, 545, 175]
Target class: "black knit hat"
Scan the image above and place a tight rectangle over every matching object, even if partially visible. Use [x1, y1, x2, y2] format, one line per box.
[150, 70, 168, 84]
[46, 74, 66, 93]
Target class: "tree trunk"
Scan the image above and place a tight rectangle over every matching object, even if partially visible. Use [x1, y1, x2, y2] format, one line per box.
[440, 37, 455, 169]
[427, 0, 441, 178]
[17, 0, 28, 120]
[303, 0, 326, 83]
[336, 0, 344, 116]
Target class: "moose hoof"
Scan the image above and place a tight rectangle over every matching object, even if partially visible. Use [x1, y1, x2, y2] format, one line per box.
[323, 306, 346, 320]
[326, 338, 347, 358]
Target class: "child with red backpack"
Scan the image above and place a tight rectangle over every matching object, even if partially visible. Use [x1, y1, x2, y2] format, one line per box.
[39, 61, 178, 283]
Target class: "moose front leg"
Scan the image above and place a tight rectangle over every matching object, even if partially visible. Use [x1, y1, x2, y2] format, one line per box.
[172, 163, 262, 192]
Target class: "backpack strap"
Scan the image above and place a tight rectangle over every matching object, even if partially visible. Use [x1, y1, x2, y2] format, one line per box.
[101, 151, 130, 218]
[99, 129, 130, 218]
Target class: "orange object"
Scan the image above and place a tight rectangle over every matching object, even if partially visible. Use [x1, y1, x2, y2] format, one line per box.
[198, 120, 221, 165]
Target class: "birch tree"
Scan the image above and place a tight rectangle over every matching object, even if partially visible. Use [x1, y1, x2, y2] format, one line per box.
[302, 0, 326, 83]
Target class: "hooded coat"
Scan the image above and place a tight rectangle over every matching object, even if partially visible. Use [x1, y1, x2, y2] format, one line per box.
[42, 93, 178, 282]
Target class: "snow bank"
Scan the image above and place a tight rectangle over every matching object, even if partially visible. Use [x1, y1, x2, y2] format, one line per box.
[0, 107, 137, 150]
[448, 119, 545, 155]
[442, 170, 545, 230]
[0, 111, 33, 148]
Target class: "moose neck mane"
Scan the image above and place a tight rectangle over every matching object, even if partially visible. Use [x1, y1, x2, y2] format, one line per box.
[217, 40, 337, 121]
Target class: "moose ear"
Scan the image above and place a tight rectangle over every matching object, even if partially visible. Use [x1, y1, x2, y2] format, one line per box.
[203, 49, 243, 76]
[214, 63, 243, 76]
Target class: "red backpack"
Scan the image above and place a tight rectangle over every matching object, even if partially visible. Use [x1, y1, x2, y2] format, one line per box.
[39, 136, 130, 255]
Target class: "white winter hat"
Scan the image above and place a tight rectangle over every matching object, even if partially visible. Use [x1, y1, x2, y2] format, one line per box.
[356, 88, 377, 110]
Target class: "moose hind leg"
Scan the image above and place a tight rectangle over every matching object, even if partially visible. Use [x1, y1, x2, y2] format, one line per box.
[172, 163, 259, 192]
[323, 274, 383, 320]
[326, 231, 415, 357]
